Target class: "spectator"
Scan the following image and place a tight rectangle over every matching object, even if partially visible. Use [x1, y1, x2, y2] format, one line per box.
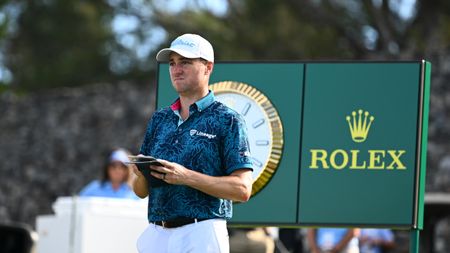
[307, 228, 360, 253]
[229, 227, 275, 253]
[79, 149, 137, 199]
[359, 229, 395, 253]
[278, 228, 303, 253]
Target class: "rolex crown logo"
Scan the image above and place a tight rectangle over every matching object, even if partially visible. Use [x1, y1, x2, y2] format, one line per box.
[346, 109, 374, 143]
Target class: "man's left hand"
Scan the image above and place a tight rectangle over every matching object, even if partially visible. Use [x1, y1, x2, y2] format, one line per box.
[150, 159, 190, 185]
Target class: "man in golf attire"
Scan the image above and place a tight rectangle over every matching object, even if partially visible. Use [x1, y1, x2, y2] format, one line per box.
[133, 33, 254, 253]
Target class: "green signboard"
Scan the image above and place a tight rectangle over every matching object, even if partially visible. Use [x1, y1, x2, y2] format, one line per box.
[156, 61, 431, 229]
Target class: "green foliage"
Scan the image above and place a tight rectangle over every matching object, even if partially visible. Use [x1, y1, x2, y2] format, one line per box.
[152, 0, 362, 60]
[153, 0, 450, 61]
[1, 0, 450, 92]
[5, 1, 114, 91]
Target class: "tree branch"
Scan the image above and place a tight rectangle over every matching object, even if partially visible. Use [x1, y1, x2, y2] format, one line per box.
[284, 0, 367, 56]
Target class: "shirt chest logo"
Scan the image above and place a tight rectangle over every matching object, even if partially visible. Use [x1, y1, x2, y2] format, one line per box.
[189, 129, 217, 139]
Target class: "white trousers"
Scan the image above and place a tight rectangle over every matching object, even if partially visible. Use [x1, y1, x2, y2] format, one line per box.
[137, 219, 229, 253]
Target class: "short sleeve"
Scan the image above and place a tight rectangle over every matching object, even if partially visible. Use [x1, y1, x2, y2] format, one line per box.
[223, 114, 254, 174]
[139, 114, 158, 156]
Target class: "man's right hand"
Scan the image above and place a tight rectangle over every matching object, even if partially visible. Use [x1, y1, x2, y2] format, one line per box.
[130, 155, 149, 198]
[130, 164, 144, 178]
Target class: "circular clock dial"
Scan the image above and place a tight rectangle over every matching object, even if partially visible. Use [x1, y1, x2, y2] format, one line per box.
[214, 92, 271, 181]
[209, 81, 283, 196]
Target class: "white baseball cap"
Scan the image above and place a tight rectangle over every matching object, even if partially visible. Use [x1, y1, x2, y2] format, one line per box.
[109, 149, 130, 165]
[156, 33, 214, 62]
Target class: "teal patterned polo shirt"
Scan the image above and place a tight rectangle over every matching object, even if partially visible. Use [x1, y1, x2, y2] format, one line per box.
[140, 91, 253, 222]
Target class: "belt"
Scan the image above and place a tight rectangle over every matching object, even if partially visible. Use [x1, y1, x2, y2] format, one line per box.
[153, 218, 208, 228]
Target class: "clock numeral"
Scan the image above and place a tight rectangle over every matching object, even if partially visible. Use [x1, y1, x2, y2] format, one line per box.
[252, 158, 263, 168]
[256, 140, 269, 146]
[241, 103, 251, 116]
[252, 119, 265, 129]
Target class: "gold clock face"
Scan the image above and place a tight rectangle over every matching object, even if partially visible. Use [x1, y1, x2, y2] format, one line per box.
[209, 81, 283, 196]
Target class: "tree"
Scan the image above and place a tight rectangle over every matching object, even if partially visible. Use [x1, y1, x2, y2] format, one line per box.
[151, 0, 450, 61]
[3, 0, 450, 91]
[5, 1, 114, 91]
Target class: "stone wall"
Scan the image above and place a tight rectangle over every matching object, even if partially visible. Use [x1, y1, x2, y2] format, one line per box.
[424, 53, 450, 252]
[0, 81, 155, 225]
[427, 53, 450, 192]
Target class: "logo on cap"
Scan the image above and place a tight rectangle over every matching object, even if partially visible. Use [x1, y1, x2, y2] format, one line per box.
[172, 39, 196, 48]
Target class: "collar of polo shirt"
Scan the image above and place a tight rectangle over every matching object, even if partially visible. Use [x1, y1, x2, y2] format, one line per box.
[170, 91, 216, 113]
